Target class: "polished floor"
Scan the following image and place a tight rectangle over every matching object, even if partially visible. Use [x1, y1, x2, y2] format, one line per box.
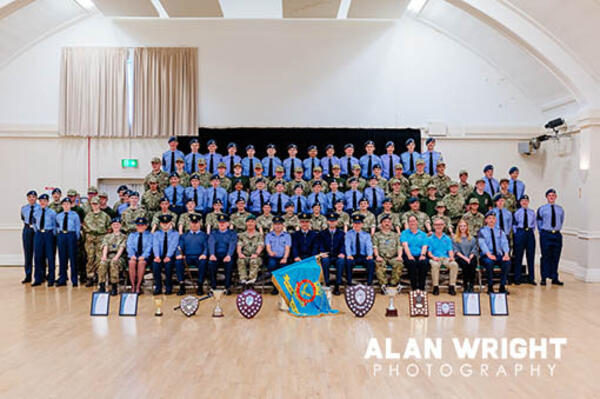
[1, 267, 599, 399]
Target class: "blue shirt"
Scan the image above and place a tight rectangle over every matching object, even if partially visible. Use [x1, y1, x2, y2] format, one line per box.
[222, 154, 242, 177]
[21, 203, 40, 228]
[185, 151, 202, 174]
[508, 179, 526, 201]
[265, 231, 292, 257]
[421, 150, 442, 175]
[513, 207, 536, 231]
[55, 210, 81, 238]
[400, 229, 428, 256]
[339, 155, 359, 176]
[344, 230, 373, 257]
[493, 208, 513, 236]
[164, 185, 185, 207]
[344, 189, 364, 212]
[204, 152, 223, 175]
[205, 187, 228, 212]
[270, 192, 290, 214]
[483, 176, 500, 196]
[363, 186, 384, 211]
[326, 191, 345, 211]
[289, 195, 309, 214]
[228, 190, 249, 212]
[261, 156, 283, 179]
[359, 154, 382, 178]
[126, 231, 153, 258]
[380, 154, 401, 179]
[303, 157, 321, 180]
[478, 226, 509, 256]
[427, 233, 453, 258]
[242, 156, 260, 177]
[536, 203, 564, 231]
[283, 157, 302, 181]
[249, 190, 271, 213]
[33, 207, 57, 233]
[117, 203, 129, 215]
[208, 229, 238, 257]
[185, 186, 207, 212]
[152, 229, 180, 258]
[307, 192, 327, 214]
[162, 149, 186, 174]
[320, 156, 341, 177]
[179, 230, 208, 257]
[401, 151, 420, 175]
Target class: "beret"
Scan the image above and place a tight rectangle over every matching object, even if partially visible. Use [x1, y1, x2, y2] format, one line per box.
[168, 136, 178, 143]
[135, 217, 148, 225]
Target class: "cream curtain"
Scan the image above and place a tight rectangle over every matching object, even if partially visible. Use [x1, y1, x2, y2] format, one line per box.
[132, 47, 198, 137]
[59, 47, 129, 137]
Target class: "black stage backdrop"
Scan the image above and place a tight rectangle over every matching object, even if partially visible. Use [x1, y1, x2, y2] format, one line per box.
[175, 127, 421, 157]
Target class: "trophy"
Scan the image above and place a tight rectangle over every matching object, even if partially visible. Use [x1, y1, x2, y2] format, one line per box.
[385, 286, 398, 317]
[154, 298, 163, 317]
[409, 289, 429, 317]
[345, 284, 375, 317]
[173, 294, 212, 317]
[236, 289, 263, 319]
[211, 289, 224, 318]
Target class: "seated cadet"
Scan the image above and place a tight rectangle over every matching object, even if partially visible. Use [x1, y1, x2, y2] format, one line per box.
[32, 194, 57, 287]
[442, 181, 465, 226]
[184, 138, 201, 174]
[230, 198, 250, 233]
[286, 167, 308, 196]
[431, 201, 453, 235]
[241, 144, 258, 178]
[401, 197, 431, 233]
[249, 162, 268, 191]
[195, 158, 211, 188]
[176, 214, 208, 296]
[164, 173, 185, 215]
[262, 143, 282, 179]
[205, 199, 225, 234]
[400, 215, 429, 291]
[373, 215, 403, 294]
[20, 190, 39, 284]
[508, 166, 525, 205]
[175, 157, 190, 187]
[307, 181, 327, 214]
[126, 217, 153, 294]
[381, 141, 401, 181]
[151, 197, 178, 233]
[282, 201, 300, 233]
[377, 198, 401, 234]
[308, 166, 329, 193]
[458, 169, 473, 199]
[257, 202, 275, 235]
[99, 217, 126, 296]
[121, 191, 146, 234]
[236, 215, 264, 288]
[360, 140, 382, 178]
[386, 163, 410, 195]
[432, 160, 451, 196]
[290, 184, 309, 214]
[387, 178, 407, 213]
[185, 173, 207, 214]
[228, 179, 249, 213]
[205, 175, 228, 213]
[99, 192, 118, 218]
[249, 178, 271, 215]
[204, 139, 222, 175]
[142, 177, 163, 222]
[498, 178, 517, 213]
[482, 164, 500, 197]
[344, 214, 375, 286]
[216, 162, 232, 192]
[333, 199, 350, 232]
[321, 144, 340, 178]
[326, 179, 345, 213]
[144, 157, 170, 192]
[82, 197, 111, 286]
[327, 164, 346, 191]
[492, 193, 512, 237]
[422, 137, 442, 176]
[292, 213, 320, 262]
[339, 143, 359, 177]
[462, 198, 485, 235]
[152, 214, 179, 295]
[372, 164, 387, 191]
[453, 219, 478, 293]
[208, 215, 237, 294]
[267, 166, 287, 193]
[348, 164, 367, 191]
[428, 218, 458, 295]
[467, 178, 492, 214]
[178, 199, 204, 234]
[222, 142, 241, 177]
[303, 145, 321, 180]
[162, 136, 185, 175]
[49, 187, 63, 213]
[409, 159, 432, 197]
[478, 211, 511, 294]
[270, 181, 290, 215]
[421, 184, 439, 217]
[344, 177, 363, 213]
[512, 195, 536, 285]
[401, 138, 419, 176]
[310, 203, 328, 231]
[364, 175, 385, 215]
[283, 143, 302, 181]
[319, 212, 346, 294]
[537, 188, 564, 286]
[265, 216, 292, 293]
[352, 198, 376, 235]
[230, 164, 248, 189]
[55, 197, 80, 287]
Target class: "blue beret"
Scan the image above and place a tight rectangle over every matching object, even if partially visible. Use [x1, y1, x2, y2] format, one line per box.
[158, 214, 173, 223]
[545, 188, 556, 196]
[307, 145, 317, 151]
[60, 198, 71, 204]
[227, 142, 237, 149]
[325, 144, 334, 150]
[509, 166, 519, 174]
[111, 217, 122, 223]
[520, 195, 530, 201]
[217, 214, 230, 222]
[483, 164, 494, 172]
[327, 212, 339, 221]
[213, 199, 222, 205]
[385, 141, 394, 148]
[344, 143, 354, 150]
[235, 197, 246, 204]
[190, 138, 199, 144]
[379, 214, 390, 222]
[255, 177, 265, 183]
[348, 177, 357, 183]
[117, 185, 128, 192]
[190, 173, 200, 180]
[405, 138, 415, 145]
[169, 172, 180, 178]
[52, 188, 62, 194]
[168, 136, 178, 143]
[246, 144, 255, 151]
[493, 193, 504, 202]
[334, 198, 345, 204]
[293, 183, 303, 190]
[135, 217, 148, 225]
[159, 197, 169, 203]
[26, 190, 37, 197]
[273, 216, 284, 223]
[207, 139, 216, 146]
[284, 201, 294, 208]
[186, 198, 196, 204]
[382, 197, 392, 204]
[485, 210, 496, 218]
[287, 144, 297, 150]
[364, 140, 375, 146]
[311, 202, 321, 208]
[359, 197, 369, 203]
[210, 174, 221, 180]
[407, 197, 419, 204]
[38, 194, 49, 200]
[312, 181, 321, 186]
[426, 138, 436, 145]
[266, 143, 275, 150]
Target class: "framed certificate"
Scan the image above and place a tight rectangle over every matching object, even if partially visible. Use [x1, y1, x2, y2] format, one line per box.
[90, 292, 110, 316]
[489, 292, 509, 316]
[119, 293, 139, 316]
[462, 292, 480, 316]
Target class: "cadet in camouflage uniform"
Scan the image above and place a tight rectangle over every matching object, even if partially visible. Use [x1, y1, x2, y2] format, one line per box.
[49, 188, 63, 213]
[151, 197, 178, 232]
[286, 167, 309, 196]
[431, 160, 451, 196]
[498, 178, 517, 212]
[144, 157, 170, 192]
[216, 163, 232, 192]
[373, 215, 403, 291]
[458, 169, 473, 199]
[386, 164, 410, 195]
[376, 198, 401, 233]
[310, 203, 328, 231]
[82, 197, 111, 286]
[194, 158, 212, 188]
[268, 166, 288, 193]
[401, 197, 431, 232]
[327, 164, 346, 191]
[409, 159, 433, 196]
[430, 201, 453, 235]
[98, 217, 126, 295]
[282, 202, 300, 233]
[236, 215, 264, 286]
[204, 199, 225, 233]
[442, 181, 465, 225]
[387, 179, 407, 213]
[333, 199, 350, 231]
[141, 178, 162, 221]
[120, 191, 146, 233]
[177, 200, 204, 234]
[308, 167, 329, 193]
[230, 198, 251, 233]
[250, 163, 270, 192]
[256, 202, 275, 234]
[462, 198, 485, 235]
[421, 184, 440, 217]
[372, 165, 388, 190]
[175, 157, 190, 187]
[230, 163, 249, 190]
[346, 164, 367, 191]
[466, 178, 492, 214]
[81, 186, 99, 215]
[352, 198, 376, 234]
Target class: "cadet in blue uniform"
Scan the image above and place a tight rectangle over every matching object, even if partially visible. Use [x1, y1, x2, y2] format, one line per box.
[303, 145, 321, 180]
[339, 143, 359, 177]
[421, 138, 442, 176]
[242, 144, 258, 177]
[55, 198, 80, 287]
[32, 194, 57, 286]
[512, 195, 536, 285]
[164, 173, 185, 215]
[262, 143, 283, 179]
[482, 164, 500, 197]
[283, 144, 302, 181]
[401, 138, 419, 176]
[162, 136, 185, 174]
[185, 174, 207, 213]
[20, 190, 39, 283]
[290, 184, 309, 214]
[478, 211, 511, 294]
[152, 214, 179, 295]
[306, 181, 327, 214]
[492, 193, 513, 236]
[359, 140, 382, 178]
[380, 141, 401, 180]
[344, 214, 375, 286]
[537, 188, 565, 286]
[265, 216, 292, 294]
[291, 213, 319, 262]
[319, 212, 346, 294]
[208, 214, 237, 294]
[221, 142, 241, 177]
[270, 181, 290, 215]
[204, 139, 223, 175]
[364, 176, 385, 215]
[185, 138, 201, 174]
[320, 144, 340, 178]
[249, 178, 271, 215]
[508, 166, 525, 204]
[176, 213, 208, 295]
[344, 177, 363, 213]
[205, 175, 228, 213]
[126, 217, 153, 294]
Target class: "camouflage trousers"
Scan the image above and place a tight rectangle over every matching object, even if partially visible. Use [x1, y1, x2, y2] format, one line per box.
[375, 256, 404, 286]
[430, 258, 459, 286]
[99, 255, 124, 284]
[84, 235, 103, 279]
[237, 257, 263, 282]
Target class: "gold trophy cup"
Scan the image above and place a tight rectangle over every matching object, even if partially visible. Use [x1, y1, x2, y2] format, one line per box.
[154, 298, 163, 317]
[385, 286, 398, 317]
[211, 289, 224, 317]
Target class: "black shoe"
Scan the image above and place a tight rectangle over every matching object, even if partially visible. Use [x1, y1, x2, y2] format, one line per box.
[98, 283, 106, 293]
[499, 285, 509, 295]
[224, 288, 231, 296]
[110, 284, 118, 296]
[72, 283, 79, 287]
[153, 288, 161, 295]
[21, 275, 32, 284]
[514, 280, 521, 286]
[527, 280, 537, 286]
[540, 279, 547, 286]
[432, 286, 439, 296]
[55, 282, 67, 287]
[196, 286, 204, 296]
[47, 281, 55, 287]
[31, 281, 42, 287]
[85, 280, 94, 287]
[552, 279, 564, 286]
[177, 284, 186, 296]
[448, 286, 456, 296]
[270, 287, 279, 295]
[165, 288, 173, 295]
[487, 285, 494, 295]
[333, 285, 341, 296]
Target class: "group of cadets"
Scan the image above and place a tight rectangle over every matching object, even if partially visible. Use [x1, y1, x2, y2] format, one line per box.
[20, 136, 565, 297]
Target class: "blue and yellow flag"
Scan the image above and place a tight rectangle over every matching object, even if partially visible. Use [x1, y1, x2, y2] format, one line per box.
[271, 256, 339, 317]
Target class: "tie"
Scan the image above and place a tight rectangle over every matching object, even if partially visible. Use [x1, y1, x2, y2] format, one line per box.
[259, 191, 264, 210]
[315, 195, 320, 208]
[353, 191, 357, 210]
[488, 178, 495, 195]
[490, 228, 497, 256]
[311, 158, 315, 178]
[191, 154, 196, 173]
[371, 189, 376, 211]
[209, 154, 214, 174]
[347, 158, 351, 175]
[194, 189, 198, 208]
[328, 158, 333, 177]
[513, 180, 518, 198]
[40, 208, 46, 230]
[499, 210, 504, 231]
[429, 153, 434, 176]
[297, 197, 301, 213]
[212, 188, 217, 206]
[268, 159, 273, 178]
[355, 231, 361, 257]
[237, 191, 241, 204]
[172, 187, 177, 205]
[388, 156, 393, 179]
[137, 233, 143, 256]
[62, 211, 69, 231]
[277, 194, 282, 214]
[367, 155, 372, 176]
[170, 152, 175, 174]
[249, 159, 254, 177]
[332, 193, 337, 207]
[409, 153, 414, 172]
[523, 209, 528, 228]
[229, 157, 234, 175]
[28, 206, 34, 226]
[551, 205, 556, 228]
[162, 232, 168, 259]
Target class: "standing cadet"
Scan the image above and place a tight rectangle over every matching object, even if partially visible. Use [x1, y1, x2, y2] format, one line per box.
[111, 185, 129, 213]
[144, 157, 170, 192]
[310, 203, 328, 231]
[230, 198, 250, 233]
[31, 194, 57, 286]
[401, 138, 419, 176]
[208, 214, 237, 294]
[458, 170, 473, 199]
[333, 199, 350, 232]
[478, 211, 511, 294]
[142, 177, 163, 222]
[364, 176, 385, 215]
[508, 166, 525, 206]
[344, 177, 363, 213]
[512, 195, 536, 285]
[175, 157, 190, 187]
[377, 198, 401, 233]
[292, 213, 320, 262]
[467, 178, 492, 213]
[205, 175, 228, 213]
[249, 178, 271, 215]
[319, 212, 346, 294]
[185, 174, 207, 214]
[482, 164, 500, 197]
[431, 201, 453, 235]
[230, 164, 248, 190]
[98, 192, 117, 219]
[421, 184, 440, 217]
[388, 179, 407, 214]
[303, 145, 321, 181]
[262, 143, 282, 179]
[82, 197, 111, 286]
[463, 198, 485, 235]
[409, 159, 432, 197]
[427, 218, 458, 295]
[422, 138, 442, 176]
[98, 217, 126, 295]
[283, 144, 302, 181]
[265, 167, 286, 192]
[498, 178, 517, 213]
[537, 188, 565, 286]
[49, 188, 63, 213]
[380, 141, 401, 180]
[236, 215, 264, 288]
[353, 198, 377, 235]
[327, 164, 346, 191]
[306, 181, 327, 214]
[151, 197, 178, 233]
[373, 215, 403, 294]
[222, 142, 242, 177]
[55, 198, 80, 287]
[20, 190, 39, 283]
[185, 138, 201, 174]
[82, 186, 99, 215]
[152, 214, 179, 295]
[195, 158, 211, 188]
[178, 200, 204, 234]
[204, 139, 223, 175]
[432, 160, 451, 196]
[290, 183, 309, 214]
[286, 167, 307, 196]
[308, 166, 329, 193]
[162, 137, 185, 175]
[442, 181, 465, 226]
[321, 144, 340, 178]
[126, 217, 153, 294]
[270, 181, 290, 215]
[326, 179, 345, 212]
[241, 144, 258, 178]
[344, 214, 375, 286]
[217, 162, 233, 191]
[175, 214, 208, 296]
[265, 217, 292, 294]
[115, 190, 131, 216]
[348, 164, 367, 191]
[492, 194, 513, 237]
[359, 140, 382, 178]
[339, 143, 359, 177]
[121, 191, 146, 233]
[257, 203, 275, 234]
[401, 197, 431, 233]
[386, 164, 410, 194]
[228, 179, 249, 213]
[164, 173, 185, 215]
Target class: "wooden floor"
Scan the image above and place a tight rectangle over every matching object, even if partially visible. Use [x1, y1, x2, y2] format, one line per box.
[1, 268, 599, 399]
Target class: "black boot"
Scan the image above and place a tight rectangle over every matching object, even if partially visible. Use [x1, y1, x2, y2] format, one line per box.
[333, 285, 341, 296]
[98, 282, 106, 293]
[432, 286, 439, 296]
[271, 287, 279, 295]
[487, 285, 494, 295]
[177, 284, 186, 296]
[85, 280, 94, 287]
[499, 285, 509, 295]
[448, 285, 456, 296]
[21, 275, 32, 284]
[110, 284, 118, 296]
[196, 285, 204, 296]
[552, 279, 564, 286]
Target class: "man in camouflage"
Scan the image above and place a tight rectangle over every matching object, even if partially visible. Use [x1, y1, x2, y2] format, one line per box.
[144, 157, 170, 192]
[431, 201, 453, 235]
[387, 179, 407, 213]
[194, 157, 212, 188]
[458, 169, 473, 198]
[463, 198, 485, 234]
[310, 203, 328, 231]
[432, 159, 451, 196]
[373, 215, 403, 292]
[177, 199, 204, 234]
[82, 197, 111, 286]
[205, 199, 225, 233]
[498, 178, 517, 212]
[175, 157, 190, 187]
[282, 201, 300, 233]
[386, 164, 410, 195]
[151, 197, 178, 232]
[268, 166, 288, 193]
[81, 186, 99, 215]
[308, 166, 330, 194]
[352, 198, 376, 234]
[121, 191, 146, 233]
[286, 167, 309, 196]
[409, 159, 433, 196]
[401, 197, 432, 233]
[347, 164, 367, 191]
[230, 198, 251, 233]
[376, 198, 401, 233]
[442, 181, 466, 225]
[250, 163, 270, 192]
[142, 178, 162, 222]
[49, 188, 63, 213]
[236, 215, 264, 287]
[216, 162, 232, 192]
[467, 178, 492, 214]
[98, 217, 126, 296]
[256, 202, 275, 234]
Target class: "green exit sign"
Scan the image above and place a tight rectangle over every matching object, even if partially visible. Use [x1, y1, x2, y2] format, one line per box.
[121, 159, 138, 168]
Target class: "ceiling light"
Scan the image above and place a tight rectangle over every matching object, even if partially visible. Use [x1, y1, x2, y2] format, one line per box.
[407, 0, 427, 14]
[337, 0, 352, 19]
[73, 0, 95, 11]
[150, 0, 169, 18]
